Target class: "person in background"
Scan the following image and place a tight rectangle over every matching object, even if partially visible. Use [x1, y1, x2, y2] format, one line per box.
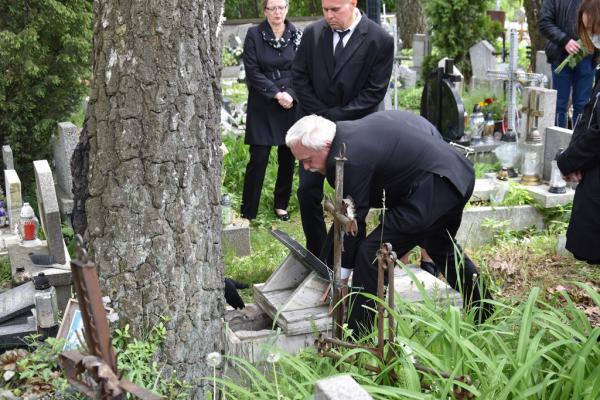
[292, 0, 394, 258]
[540, 0, 595, 128]
[557, 0, 600, 265]
[240, 0, 302, 221]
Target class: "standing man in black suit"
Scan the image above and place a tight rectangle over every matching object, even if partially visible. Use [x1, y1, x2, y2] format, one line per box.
[292, 0, 394, 259]
[285, 111, 493, 334]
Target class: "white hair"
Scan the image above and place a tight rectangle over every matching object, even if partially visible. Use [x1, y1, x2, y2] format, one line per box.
[285, 115, 336, 150]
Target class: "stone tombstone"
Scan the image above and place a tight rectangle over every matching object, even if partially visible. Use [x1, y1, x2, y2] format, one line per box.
[536, 50, 553, 87]
[543, 126, 573, 181]
[314, 375, 373, 400]
[397, 64, 417, 89]
[4, 169, 22, 229]
[469, 40, 496, 81]
[33, 160, 66, 264]
[2, 145, 14, 170]
[412, 33, 427, 68]
[53, 122, 79, 215]
[521, 87, 557, 179]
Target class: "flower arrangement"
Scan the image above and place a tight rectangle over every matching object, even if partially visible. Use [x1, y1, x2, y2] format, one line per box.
[479, 97, 505, 121]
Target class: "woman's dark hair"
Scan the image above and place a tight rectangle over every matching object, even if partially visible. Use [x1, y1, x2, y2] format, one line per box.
[578, 0, 600, 52]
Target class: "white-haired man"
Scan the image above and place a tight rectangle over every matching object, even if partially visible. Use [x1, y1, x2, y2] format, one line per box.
[286, 111, 493, 334]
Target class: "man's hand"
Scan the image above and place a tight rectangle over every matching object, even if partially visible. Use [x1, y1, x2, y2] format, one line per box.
[564, 170, 583, 182]
[275, 91, 294, 109]
[565, 39, 580, 55]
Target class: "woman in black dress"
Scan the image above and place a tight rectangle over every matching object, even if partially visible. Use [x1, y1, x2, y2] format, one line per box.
[240, 0, 301, 221]
[557, 0, 600, 264]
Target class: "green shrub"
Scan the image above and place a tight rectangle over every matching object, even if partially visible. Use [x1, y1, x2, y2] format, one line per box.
[0, 0, 92, 180]
[421, 0, 503, 81]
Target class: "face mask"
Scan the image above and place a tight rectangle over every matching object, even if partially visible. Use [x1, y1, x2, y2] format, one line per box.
[590, 34, 600, 49]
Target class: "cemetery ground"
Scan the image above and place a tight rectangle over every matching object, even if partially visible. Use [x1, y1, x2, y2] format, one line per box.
[1, 85, 600, 399]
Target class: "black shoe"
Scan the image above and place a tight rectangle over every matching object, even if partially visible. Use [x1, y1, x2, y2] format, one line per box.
[420, 260, 439, 277]
[274, 209, 290, 221]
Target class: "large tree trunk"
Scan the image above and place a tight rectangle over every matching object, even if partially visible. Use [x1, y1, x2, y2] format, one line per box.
[396, 0, 427, 49]
[524, 0, 545, 71]
[86, 0, 224, 397]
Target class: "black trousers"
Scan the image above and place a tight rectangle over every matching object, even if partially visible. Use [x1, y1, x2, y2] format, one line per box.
[348, 177, 493, 335]
[297, 166, 327, 257]
[240, 144, 295, 220]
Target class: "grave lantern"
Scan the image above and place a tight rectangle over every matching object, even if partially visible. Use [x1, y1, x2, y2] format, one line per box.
[483, 112, 495, 143]
[490, 168, 510, 204]
[494, 129, 519, 178]
[17, 202, 41, 247]
[469, 104, 485, 144]
[221, 193, 233, 226]
[520, 128, 543, 185]
[549, 148, 567, 194]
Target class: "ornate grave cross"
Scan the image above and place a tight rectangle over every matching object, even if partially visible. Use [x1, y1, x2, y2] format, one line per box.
[59, 235, 160, 400]
[487, 29, 547, 134]
[322, 143, 358, 339]
[521, 89, 545, 140]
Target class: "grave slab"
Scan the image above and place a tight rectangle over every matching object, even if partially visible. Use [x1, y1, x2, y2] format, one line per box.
[0, 315, 37, 350]
[543, 126, 573, 181]
[471, 178, 493, 202]
[6, 237, 71, 312]
[314, 375, 373, 400]
[392, 265, 462, 307]
[2, 145, 13, 170]
[4, 169, 21, 230]
[521, 183, 574, 208]
[222, 218, 251, 257]
[34, 160, 66, 264]
[457, 205, 545, 247]
[0, 281, 34, 324]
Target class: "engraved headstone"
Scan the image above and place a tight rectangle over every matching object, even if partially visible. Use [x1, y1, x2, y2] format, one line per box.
[33, 160, 66, 264]
[53, 122, 79, 215]
[4, 169, 22, 229]
[543, 126, 573, 181]
[412, 33, 427, 68]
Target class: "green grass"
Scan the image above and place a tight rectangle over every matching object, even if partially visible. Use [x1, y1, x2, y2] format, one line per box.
[0, 255, 11, 289]
[210, 279, 600, 399]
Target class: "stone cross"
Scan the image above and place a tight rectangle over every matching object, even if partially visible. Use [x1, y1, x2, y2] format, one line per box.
[33, 160, 66, 264]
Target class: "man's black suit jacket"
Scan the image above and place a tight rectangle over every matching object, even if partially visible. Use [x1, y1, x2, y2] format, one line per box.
[325, 111, 475, 267]
[292, 15, 394, 122]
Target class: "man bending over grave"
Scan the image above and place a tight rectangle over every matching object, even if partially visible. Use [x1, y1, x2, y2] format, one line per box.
[285, 111, 494, 335]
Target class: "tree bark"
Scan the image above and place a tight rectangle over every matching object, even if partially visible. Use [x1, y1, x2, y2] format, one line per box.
[396, 0, 427, 49]
[524, 0, 545, 71]
[87, 1, 224, 397]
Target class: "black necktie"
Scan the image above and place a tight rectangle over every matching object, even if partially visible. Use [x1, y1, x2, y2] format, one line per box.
[334, 30, 350, 66]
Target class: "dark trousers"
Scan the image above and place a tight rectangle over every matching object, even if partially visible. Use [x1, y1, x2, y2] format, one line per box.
[348, 178, 493, 335]
[297, 166, 327, 257]
[552, 55, 594, 128]
[240, 144, 295, 220]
